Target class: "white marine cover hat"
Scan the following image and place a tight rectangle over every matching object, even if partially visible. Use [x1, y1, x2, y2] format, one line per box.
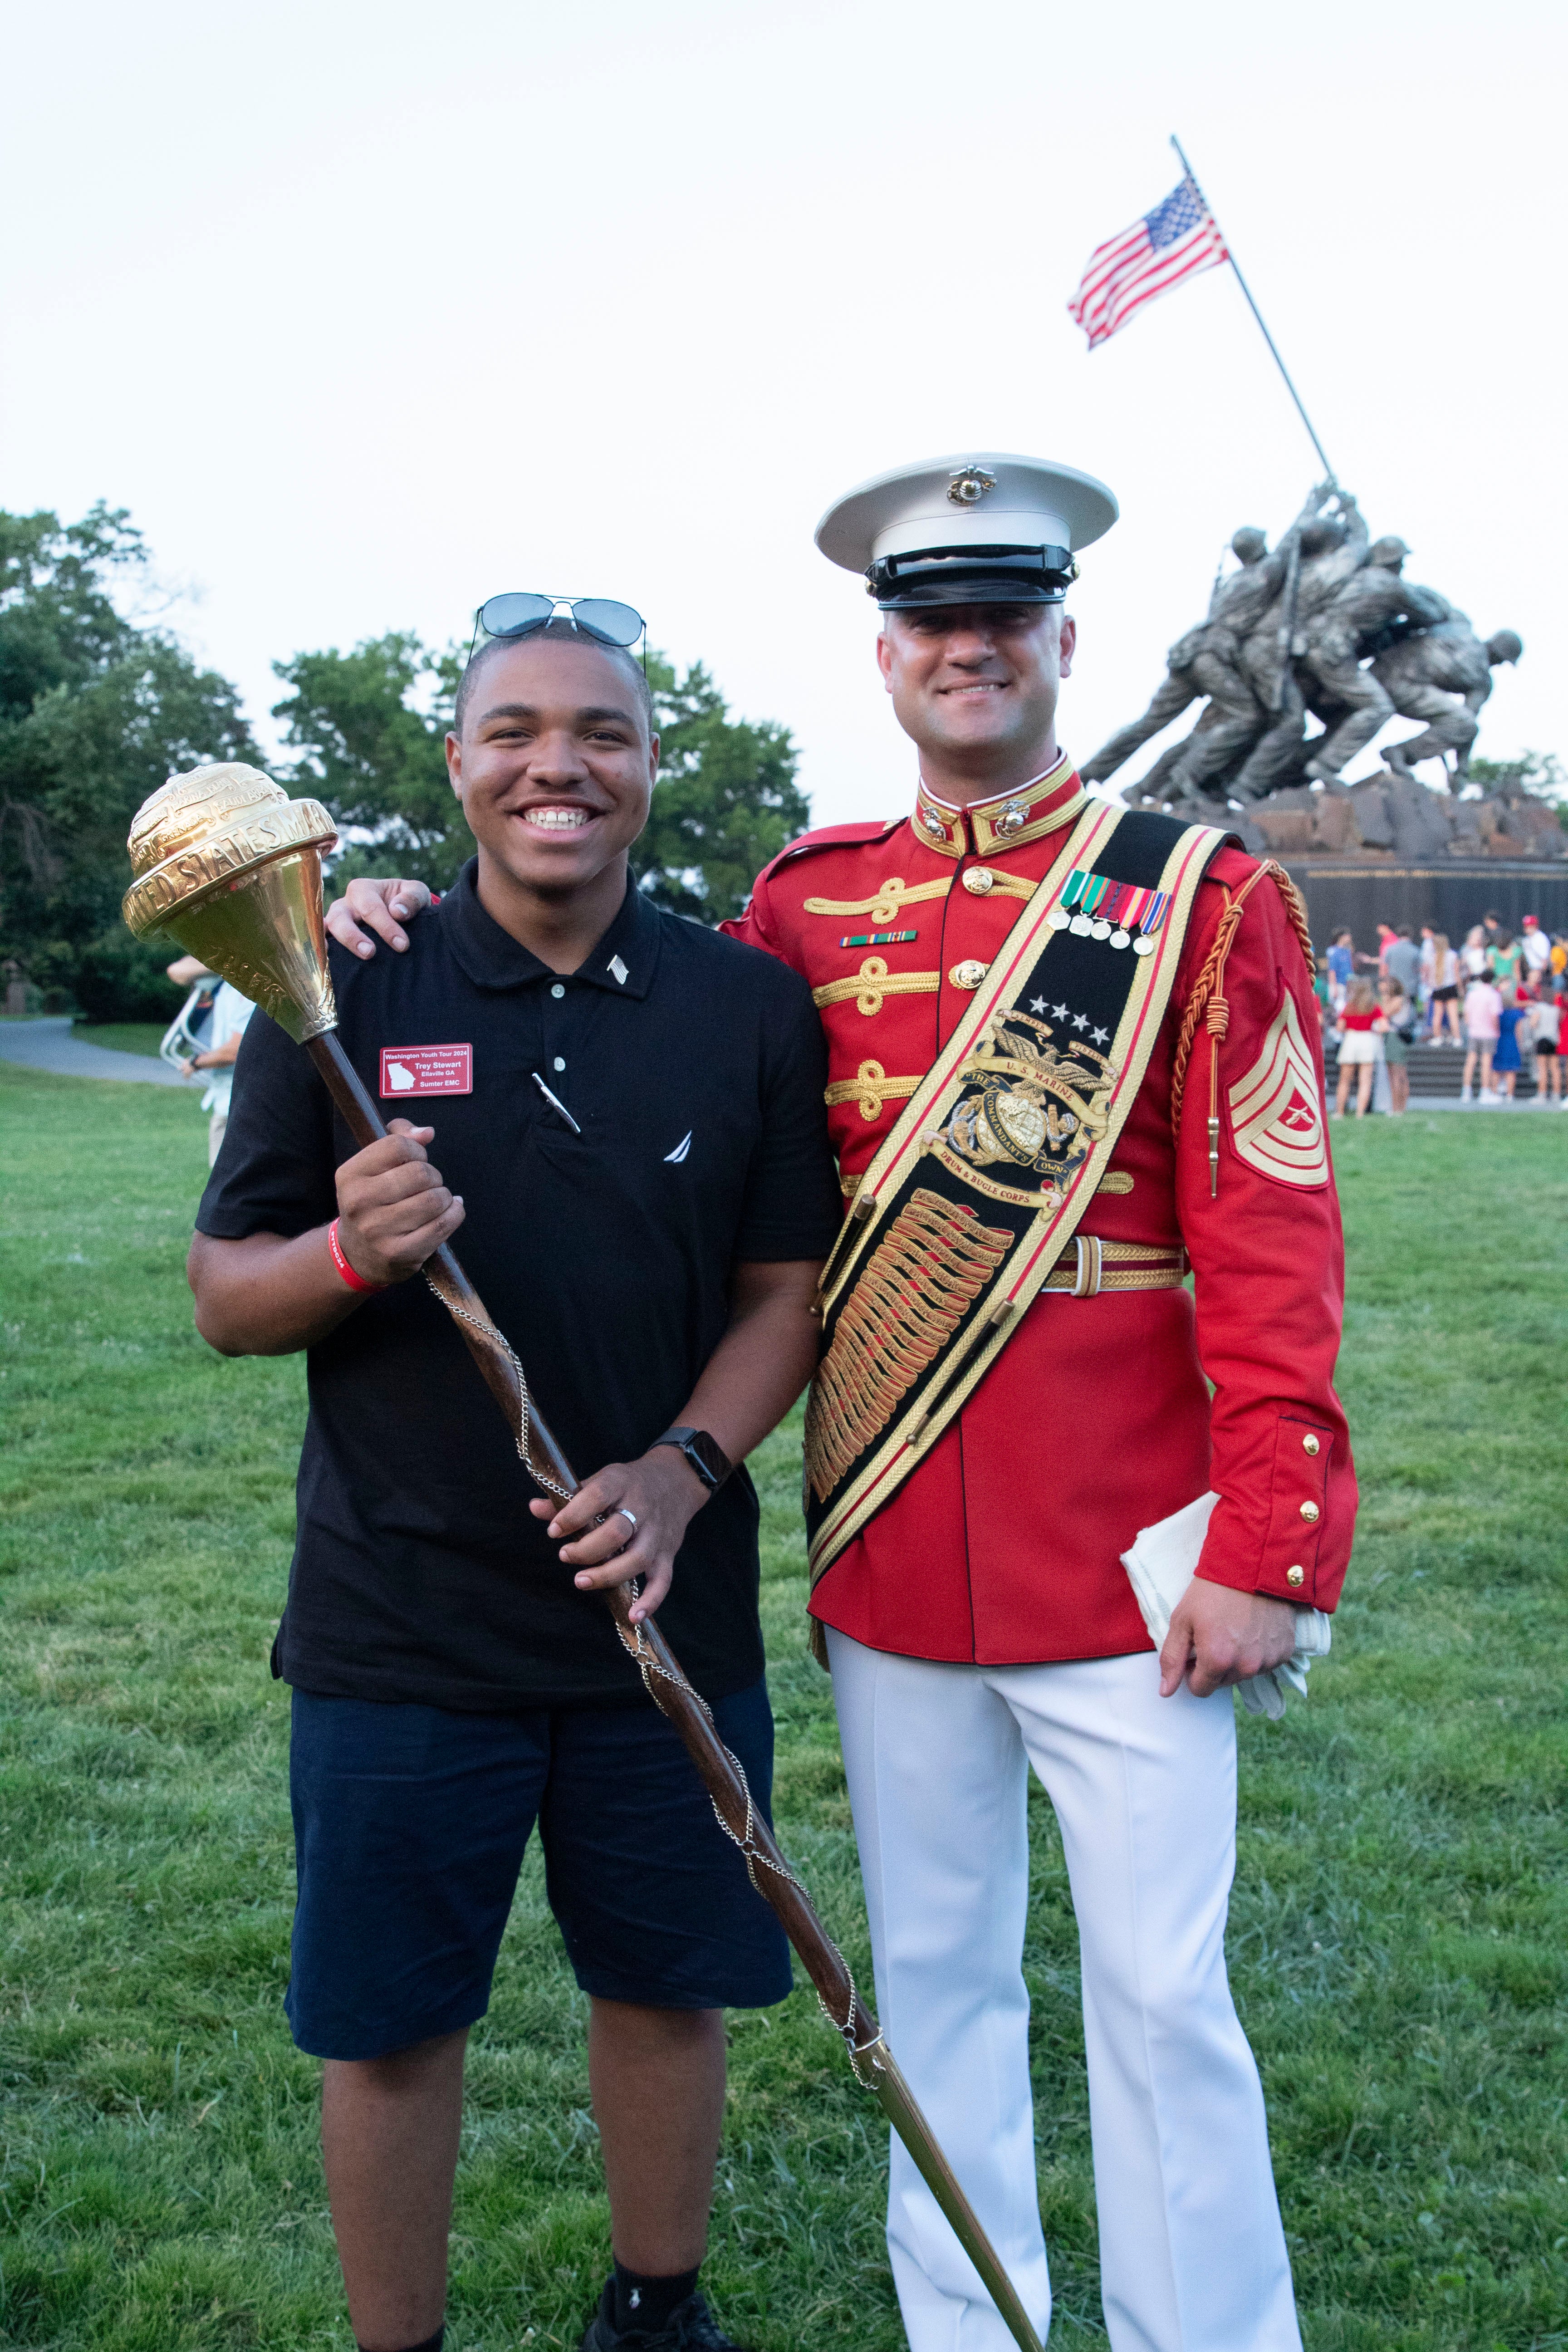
[815, 451, 1118, 608]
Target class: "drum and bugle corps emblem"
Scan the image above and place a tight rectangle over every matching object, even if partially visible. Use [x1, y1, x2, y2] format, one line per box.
[930, 1008, 1116, 1210]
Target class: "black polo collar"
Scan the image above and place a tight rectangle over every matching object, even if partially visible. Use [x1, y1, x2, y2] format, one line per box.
[441, 859, 662, 1000]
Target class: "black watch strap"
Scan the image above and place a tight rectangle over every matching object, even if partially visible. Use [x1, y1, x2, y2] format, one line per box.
[653, 1426, 732, 1491]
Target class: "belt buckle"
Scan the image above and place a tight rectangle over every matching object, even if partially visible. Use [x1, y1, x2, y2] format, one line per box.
[1072, 1235, 1103, 1298]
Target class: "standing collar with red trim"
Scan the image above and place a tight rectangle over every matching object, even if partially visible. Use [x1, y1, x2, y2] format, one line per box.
[910, 753, 1088, 858]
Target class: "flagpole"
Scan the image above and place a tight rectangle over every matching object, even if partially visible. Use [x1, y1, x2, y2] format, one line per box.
[1169, 133, 1338, 486]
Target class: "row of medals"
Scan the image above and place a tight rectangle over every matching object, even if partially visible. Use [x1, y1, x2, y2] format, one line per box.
[1047, 906, 1157, 955]
[956, 854, 1156, 955]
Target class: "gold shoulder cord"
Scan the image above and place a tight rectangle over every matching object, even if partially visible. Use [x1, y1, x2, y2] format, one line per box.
[1170, 860, 1316, 1195]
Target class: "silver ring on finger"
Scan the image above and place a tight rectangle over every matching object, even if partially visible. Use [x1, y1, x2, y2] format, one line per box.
[614, 1506, 638, 1534]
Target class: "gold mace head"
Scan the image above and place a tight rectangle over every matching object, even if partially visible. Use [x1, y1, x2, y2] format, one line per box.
[122, 763, 340, 1045]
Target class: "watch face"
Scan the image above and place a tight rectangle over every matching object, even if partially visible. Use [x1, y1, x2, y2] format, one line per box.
[686, 1429, 730, 1488]
[658, 1426, 731, 1489]
[691, 1430, 733, 1486]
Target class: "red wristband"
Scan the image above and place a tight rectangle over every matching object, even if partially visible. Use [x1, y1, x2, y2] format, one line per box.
[327, 1217, 388, 1294]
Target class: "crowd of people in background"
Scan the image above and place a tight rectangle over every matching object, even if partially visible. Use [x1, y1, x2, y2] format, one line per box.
[157, 906, 1568, 1145]
[1315, 911, 1568, 1115]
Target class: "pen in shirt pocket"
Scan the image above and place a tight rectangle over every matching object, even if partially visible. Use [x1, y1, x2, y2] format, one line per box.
[531, 1071, 582, 1134]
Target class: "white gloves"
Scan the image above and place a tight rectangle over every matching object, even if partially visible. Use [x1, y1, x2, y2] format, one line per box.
[1121, 1490, 1332, 1721]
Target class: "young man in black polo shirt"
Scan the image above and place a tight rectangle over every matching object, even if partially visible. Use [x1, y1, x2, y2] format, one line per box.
[189, 617, 840, 2352]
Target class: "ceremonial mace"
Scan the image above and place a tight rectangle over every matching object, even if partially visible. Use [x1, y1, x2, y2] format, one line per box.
[123, 764, 1045, 2352]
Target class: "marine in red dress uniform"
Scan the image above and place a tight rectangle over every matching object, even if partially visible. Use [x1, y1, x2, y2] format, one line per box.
[723, 752, 1354, 1667]
[731, 452, 1352, 2352]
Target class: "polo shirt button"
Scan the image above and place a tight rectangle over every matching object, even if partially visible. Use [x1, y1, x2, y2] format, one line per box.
[551, 983, 565, 998]
[951, 960, 988, 989]
[1287, 1565, 1305, 1588]
[964, 867, 995, 895]
[1299, 1500, 1320, 1523]
[553, 1057, 566, 1072]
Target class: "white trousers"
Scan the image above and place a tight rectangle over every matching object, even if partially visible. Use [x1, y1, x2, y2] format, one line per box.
[826, 1632, 1301, 2352]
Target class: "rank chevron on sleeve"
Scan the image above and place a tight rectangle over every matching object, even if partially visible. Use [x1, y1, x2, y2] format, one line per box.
[803, 801, 1230, 1587]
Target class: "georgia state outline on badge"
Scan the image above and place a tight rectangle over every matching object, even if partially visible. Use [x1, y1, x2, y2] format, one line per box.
[1227, 993, 1328, 1188]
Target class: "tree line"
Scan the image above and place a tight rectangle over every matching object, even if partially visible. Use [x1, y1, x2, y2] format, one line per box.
[0, 505, 808, 1020]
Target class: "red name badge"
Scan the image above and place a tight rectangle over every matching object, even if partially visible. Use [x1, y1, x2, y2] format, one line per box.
[379, 1044, 473, 1098]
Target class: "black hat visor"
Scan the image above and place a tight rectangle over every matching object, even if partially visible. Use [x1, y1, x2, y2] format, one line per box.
[870, 544, 1076, 609]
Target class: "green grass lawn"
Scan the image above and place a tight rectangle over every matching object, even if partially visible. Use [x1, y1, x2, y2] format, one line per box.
[1, 1063, 1564, 2352]
[69, 1024, 167, 1058]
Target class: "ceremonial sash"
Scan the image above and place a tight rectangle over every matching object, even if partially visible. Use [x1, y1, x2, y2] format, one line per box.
[804, 802, 1228, 1587]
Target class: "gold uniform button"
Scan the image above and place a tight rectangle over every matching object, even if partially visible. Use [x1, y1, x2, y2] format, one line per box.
[1302, 1433, 1321, 1457]
[950, 959, 988, 989]
[1287, 1565, 1306, 1588]
[1299, 1500, 1320, 1523]
[963, 867, 995, 895]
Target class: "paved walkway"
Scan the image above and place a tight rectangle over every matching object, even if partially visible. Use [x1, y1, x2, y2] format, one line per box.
[0, 1018, 196, 1088]
[1402, 1097, 1566, 1113]
[5, 1018, 1559, 1115]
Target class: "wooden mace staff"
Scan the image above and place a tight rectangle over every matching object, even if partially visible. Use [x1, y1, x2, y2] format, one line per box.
[123, 764, 1045, 2352]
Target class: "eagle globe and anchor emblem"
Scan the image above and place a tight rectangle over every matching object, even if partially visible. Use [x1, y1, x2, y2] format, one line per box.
[946, 464, 997, 506]
[927, 1009, 1117, 1206]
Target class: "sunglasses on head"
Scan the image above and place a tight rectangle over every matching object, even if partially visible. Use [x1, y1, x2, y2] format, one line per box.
[470, 593, 646, 658]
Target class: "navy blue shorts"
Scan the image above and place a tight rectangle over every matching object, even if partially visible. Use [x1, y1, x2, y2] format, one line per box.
[286, 1681, 792, 2060]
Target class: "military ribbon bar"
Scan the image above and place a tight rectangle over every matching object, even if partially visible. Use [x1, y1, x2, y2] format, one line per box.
[1054, 869, 1172, 955]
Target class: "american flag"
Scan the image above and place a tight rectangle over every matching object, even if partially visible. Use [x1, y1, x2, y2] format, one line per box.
[1068, 175, 1229, 349]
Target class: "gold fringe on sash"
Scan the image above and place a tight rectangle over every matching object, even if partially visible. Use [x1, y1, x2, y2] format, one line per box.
[804, 1189, 1013, 1503]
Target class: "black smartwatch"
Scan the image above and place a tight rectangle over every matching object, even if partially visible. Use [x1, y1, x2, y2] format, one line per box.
[653, 1426, 733, 1492]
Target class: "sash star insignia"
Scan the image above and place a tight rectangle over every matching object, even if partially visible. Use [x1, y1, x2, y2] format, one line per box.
[1029, 996, 1047, 1013]
[1072, 1012, 1089, 1031]
[1052, 1001, 1069, 1019]
[1092, 1025, 1109, 1044]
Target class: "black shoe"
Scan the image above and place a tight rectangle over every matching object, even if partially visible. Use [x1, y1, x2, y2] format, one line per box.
[578, 2275, 753, 2352]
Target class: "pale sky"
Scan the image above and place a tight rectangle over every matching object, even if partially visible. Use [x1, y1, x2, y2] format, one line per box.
[4, 0, 1562, 827]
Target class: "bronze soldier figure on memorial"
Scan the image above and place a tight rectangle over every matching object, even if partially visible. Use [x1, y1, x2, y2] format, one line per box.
[1084, 486, 1523, 809]
[1375, 620, 1523, 784]
[1080, 485, 1335, 799]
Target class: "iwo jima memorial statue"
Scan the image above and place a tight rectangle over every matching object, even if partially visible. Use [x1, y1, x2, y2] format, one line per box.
[1083, 481, 1566, 938]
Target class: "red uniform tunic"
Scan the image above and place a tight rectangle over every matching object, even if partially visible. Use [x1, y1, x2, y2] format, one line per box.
[721, 755, 1356, 1666]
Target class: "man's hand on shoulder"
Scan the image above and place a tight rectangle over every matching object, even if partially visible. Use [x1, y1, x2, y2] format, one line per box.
[1159, 1578, 1298, 1700]
[533, 1447, 712, 1624]
[325, 876, 432, 960]
[335, 1119, 465, 1284]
